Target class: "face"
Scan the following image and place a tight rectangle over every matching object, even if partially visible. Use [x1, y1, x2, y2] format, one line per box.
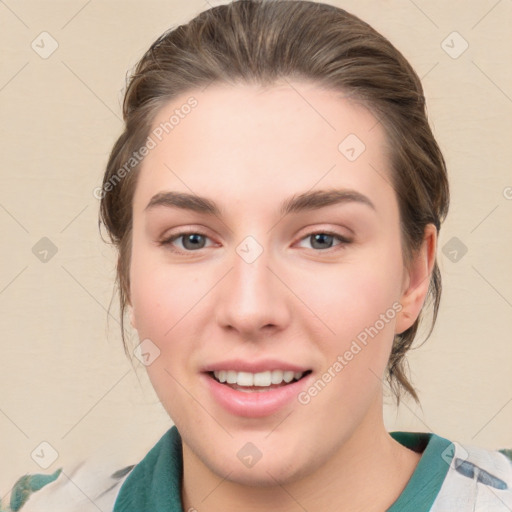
[129, 81, 428, 486]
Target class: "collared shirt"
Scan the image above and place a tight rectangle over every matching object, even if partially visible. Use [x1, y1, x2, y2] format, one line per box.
[7, 426, 512, 511]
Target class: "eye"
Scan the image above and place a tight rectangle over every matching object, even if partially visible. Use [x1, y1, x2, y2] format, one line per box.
[297, 231, 352, 251]
[159, 229, 352, 254]
[159, 230, 214, 253]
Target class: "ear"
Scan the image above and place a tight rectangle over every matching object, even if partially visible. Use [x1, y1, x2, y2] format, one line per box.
[395, 224, 437, 335]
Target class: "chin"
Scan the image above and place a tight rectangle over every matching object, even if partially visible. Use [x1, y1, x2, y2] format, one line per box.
[218, 457, 309, 488]
[197, 434, 318, 488]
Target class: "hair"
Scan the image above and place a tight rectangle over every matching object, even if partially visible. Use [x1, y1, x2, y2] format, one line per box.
[99, 0, 449, 405]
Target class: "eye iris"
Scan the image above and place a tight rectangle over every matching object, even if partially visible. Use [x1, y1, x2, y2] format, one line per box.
[183, 233, 205, 250]
[176, 233, 339, 251]
[311, 233, 334, 249]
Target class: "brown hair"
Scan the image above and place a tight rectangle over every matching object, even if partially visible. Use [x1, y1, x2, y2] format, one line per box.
[99, 0, 449, 404]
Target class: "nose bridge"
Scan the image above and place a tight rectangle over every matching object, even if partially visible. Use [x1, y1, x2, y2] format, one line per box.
[215, 236, 288, 335]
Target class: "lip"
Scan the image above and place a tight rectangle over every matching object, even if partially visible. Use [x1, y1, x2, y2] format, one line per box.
[201, 358, 311, 373]
[201, 370, 314, 418]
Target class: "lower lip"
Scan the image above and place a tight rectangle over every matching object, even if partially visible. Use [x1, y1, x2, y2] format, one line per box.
[201, 372, 313, 418]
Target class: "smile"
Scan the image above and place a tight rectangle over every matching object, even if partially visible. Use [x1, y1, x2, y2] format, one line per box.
[211, 369, 310, 389]
[203, 370, 314, 417]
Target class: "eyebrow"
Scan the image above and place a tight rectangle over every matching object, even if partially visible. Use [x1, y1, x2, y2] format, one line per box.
[144, 188, 376, 217]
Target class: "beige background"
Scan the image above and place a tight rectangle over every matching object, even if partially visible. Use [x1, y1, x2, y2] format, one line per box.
[1, 0, 511, 495]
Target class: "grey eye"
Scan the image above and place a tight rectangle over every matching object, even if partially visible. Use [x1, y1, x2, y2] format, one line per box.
[309, 233, 336, 250]
[180, 233, 208, 250]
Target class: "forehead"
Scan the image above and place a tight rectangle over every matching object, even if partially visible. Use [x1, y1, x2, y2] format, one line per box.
[133, 81, 393, 216]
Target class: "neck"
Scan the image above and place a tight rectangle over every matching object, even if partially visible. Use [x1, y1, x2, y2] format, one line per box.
[181, 399, 421, 512]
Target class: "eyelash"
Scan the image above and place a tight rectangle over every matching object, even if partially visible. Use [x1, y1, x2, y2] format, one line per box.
[158, 229, 352, 255]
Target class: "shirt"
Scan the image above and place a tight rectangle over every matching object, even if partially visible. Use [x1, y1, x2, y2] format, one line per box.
[5, 426, 512, 511]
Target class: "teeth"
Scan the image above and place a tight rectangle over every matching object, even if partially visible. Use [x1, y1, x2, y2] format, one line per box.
[213, 369, 306, 387]
[237, 371, 254, 386]
[226, 370, 237, 384]
[254, 371, 271, 386]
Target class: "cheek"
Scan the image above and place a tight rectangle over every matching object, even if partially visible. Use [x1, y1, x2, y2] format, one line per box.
[129, 240, 196, 338]
[306, 254, 402, 336]
[129, 242, 210, 390]
[309, 250, 404, 383]
[129, 248, 200, 418]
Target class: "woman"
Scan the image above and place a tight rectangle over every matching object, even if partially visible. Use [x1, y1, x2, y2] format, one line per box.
[6, 1, 511, 510]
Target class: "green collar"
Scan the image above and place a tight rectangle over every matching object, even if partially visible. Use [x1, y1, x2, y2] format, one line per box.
[113, 426, 184, 511]
[113, 426, 453, 512]
[388, 431, 452, 511]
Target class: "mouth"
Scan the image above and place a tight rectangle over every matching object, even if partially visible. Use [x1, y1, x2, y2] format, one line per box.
[206, 369, 313, 393]
[200, 359, 315, 417]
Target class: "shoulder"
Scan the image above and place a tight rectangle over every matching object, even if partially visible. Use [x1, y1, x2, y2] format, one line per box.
[432, 438, 512, 511]
[2, 428, 179, 512]
[1, 461, 135, 512]
[112, 426, 183, 511]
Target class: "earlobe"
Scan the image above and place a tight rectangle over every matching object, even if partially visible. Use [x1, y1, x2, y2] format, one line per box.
[395, 224, 437, 335]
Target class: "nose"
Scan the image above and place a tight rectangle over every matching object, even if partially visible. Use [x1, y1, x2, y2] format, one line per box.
[215, 244, 291, 339]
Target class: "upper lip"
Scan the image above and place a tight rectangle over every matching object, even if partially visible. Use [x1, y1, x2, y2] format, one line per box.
[201, 358, 311, 374]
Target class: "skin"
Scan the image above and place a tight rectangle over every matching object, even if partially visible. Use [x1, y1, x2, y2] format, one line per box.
[129, 81, 437, 511]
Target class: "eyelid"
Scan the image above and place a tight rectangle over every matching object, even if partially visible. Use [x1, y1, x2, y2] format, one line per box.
[293, 222, 353, 243]
[158, 226, 353, 255]
[293, 230, 352, 251]
[158, 228, 214, 248]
